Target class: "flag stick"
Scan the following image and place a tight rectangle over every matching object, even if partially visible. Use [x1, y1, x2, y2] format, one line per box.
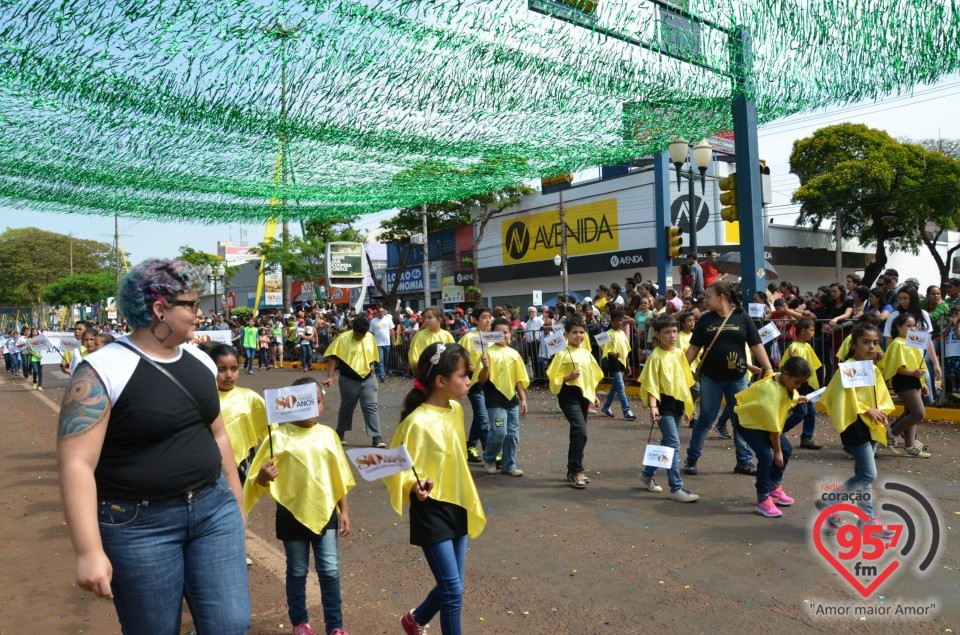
[268, 423, 275, 458]
[402, 442, 424, 491]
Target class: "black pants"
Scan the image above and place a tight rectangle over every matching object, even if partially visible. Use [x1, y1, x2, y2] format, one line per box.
[559, 392, 589, 476]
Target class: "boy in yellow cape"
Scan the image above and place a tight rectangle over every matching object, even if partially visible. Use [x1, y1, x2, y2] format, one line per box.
[546, 315, 602, 489]
[599, 309, 636, 421]
[638, 315, 700, 503]
[244, 377, 355, 635]
[458, 306, 493, 463]
[818, 324, 896, 537]
[475, 318, 529, 476]
[781, 317, 823, 449]
[408, 307, 455, 368]
[732, 357, 812, 518]
[322, 316, 385, 448]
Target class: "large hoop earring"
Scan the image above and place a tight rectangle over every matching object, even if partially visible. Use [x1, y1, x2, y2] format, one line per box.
[150, 320, 173, 343]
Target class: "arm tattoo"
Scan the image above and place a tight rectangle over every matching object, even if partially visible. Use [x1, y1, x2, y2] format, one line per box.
[57, 364, 109, 439]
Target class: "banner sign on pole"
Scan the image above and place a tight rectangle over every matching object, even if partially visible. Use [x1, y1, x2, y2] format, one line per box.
[264, 384, 321, 425]
[758, 322, 780, 345]
[838, 360, 876, 389]
[905, 330, 931, 351]
[544, 331, 567, 357]
[345, 445, 414, 482]
[594, 331, 612, 346]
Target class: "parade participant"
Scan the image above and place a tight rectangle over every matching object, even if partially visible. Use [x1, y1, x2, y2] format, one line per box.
[272, 319, 285, 368]
[476, 318, 529, 476]
[879, 313, 930, 457]
[207, 343, 269, 482]
[780, 317, 823, 449]
[245, 377, 354, 635]
[60, 320, 90, 374]
[408, 307, 455, 369]
[56, 258, 250, 634]
[599, 309, 636, 421]
[387, 343, 485, 635]
[68, 329, 98, 375]
[458, 306, 493, 463]
[638, 315, 699, 503]
[15, 326, 29, 379]
[546, 315, 602, 489]
[683, 281, 774, 476]
[323, 316, 385, 448]
[26, 326, 43, 390]
[818, 324, 896, 536]
[733, 357, 813, 518]
[257, 327, 272, 370]
[241, 317, 258, 375]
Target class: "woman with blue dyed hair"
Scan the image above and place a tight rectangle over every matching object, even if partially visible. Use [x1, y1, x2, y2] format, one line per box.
[56, 258, 251, 634]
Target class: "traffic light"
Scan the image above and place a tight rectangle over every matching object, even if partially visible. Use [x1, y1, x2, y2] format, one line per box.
[719, 172, 738, 223]
[666, 225, 683, 258]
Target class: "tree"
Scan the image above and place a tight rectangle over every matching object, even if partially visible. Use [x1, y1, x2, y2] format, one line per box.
[790, 124, 960, 286]
[177, 246, 241, 284]
[906, 138, 960, 283]
[0, 227, 111, 320]
[43, 271, 111, 307]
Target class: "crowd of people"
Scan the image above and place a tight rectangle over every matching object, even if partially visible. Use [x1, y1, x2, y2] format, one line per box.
[29, 255, 957, 635]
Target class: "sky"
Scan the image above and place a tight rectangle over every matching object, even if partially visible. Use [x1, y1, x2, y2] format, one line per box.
[3, 75, 958, 262]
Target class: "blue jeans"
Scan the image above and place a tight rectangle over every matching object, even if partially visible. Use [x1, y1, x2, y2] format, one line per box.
[687, 374, 754, 466]
[300, 343, 314, 370]
[414, 534, 467, 635]
[97, 474, 250, 635]
[484, 405, 520, 471]
[284, 527, 343, 632]
[783, 401, 816, 439]
[467, 387, 488, 449]
[244, 346, 256, 371]
[21, 353, 30, 378]
[30, 360, 42, 386]
[11, 352, 21, 373]
[843, 440, 877, 518]
[377, 345, 390, 380]
[641, 411, 684, 491]
[736, 421, 792, 503]
[602, 370, 631, 415]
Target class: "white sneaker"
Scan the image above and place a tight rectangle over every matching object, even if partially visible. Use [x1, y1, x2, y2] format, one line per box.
[669, 488, 700, 503]
[640, 475, 663, 493]
[483, 463, 498, 474]
[503, 467, 524, 477]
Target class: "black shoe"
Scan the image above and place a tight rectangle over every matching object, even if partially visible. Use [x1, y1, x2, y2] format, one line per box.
[800, 438, 822, 450]
[466, 445, 482, 463]
[683, 460, 698, 476]
[372, 436, 386, 448]
[714, 425, 732, 440]
[337, 430, 345, 443]
[734, 464, 757, 476]
[495, 458, 503, 470]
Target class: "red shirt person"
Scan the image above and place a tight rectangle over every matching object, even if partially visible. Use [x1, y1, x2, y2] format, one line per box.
[700, 250, 720, 288]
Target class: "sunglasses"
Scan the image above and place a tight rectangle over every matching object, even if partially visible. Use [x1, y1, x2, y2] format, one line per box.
[169, 299, 201, 310]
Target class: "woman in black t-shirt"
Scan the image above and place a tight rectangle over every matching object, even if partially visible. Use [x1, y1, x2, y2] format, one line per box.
[683, 281, 774, 477]
[57, 259, 250, 634]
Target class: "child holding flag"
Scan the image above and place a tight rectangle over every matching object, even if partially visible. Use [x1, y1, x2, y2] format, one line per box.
[638, 315, 700, 503]
[26, 326, 43, 390]
[599, 309, 636, 421]
[547, 316, 602, 489]
[387, 342, 485, 635]
[245, 377, 355, 635]
[476, 318, 529, 477]
[458, 306, 493, 463]
[880, 313, 930, 457]
[780, 317, 823, 449]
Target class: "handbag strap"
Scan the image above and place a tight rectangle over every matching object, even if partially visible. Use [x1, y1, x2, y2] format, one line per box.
[697, 310, 735, 370]
[115, 340, 206, 421]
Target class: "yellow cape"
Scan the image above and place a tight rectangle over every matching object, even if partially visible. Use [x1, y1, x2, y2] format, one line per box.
[546, 346, 603, 403]
[243, 424, 356, 533]
[473, 344, 530, 401]
[324, 330, 379, 378]
[836, 334, 852, 362]
[600, 328, 631, 364]
[384, 401, 486, 539]
[677, 331, 697, 372]
[733, 375, 798, 433]
[821, 364, 894, 445]
[61, 345, 88, 367]
[781, 341, 822, 389]
[638, 347, 695, 416]
[879, 337, 926, 387]
[458, 330, 483, 368]
[219, 387, 269, 466]
[408, 328, 455, 367]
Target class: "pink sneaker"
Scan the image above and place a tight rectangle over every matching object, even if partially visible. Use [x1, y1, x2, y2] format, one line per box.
[769, 485, 794, 506]
[292, 623, 317, 635]
[329, 630, 350, 635]
[858, 514, 897, 540]
[400, 609, 426, 634]
[755, 497, 782, 518]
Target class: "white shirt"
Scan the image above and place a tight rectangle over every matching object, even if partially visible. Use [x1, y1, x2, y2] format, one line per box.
[524, 315, 544, 342]
[370, 315, 395, 347]
[883, 309, 932, 339]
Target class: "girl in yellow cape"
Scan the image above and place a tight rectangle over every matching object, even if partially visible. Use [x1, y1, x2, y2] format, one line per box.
[638, 314, 700, 503]
[546, 315, 602, 489]
[781, 317, 824, 450]
[732, 356, 812, 518]
[599, 309, 636, 421]
[206, 343, 268, 483]
[818, 323, 896, 538]
[386, 342, 485, 635]
[879, 313, 930, 457]
[244, 377, 355, 635]
[408, 307, 455, 369]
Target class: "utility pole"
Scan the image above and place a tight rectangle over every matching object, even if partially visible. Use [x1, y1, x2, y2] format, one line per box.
[422, 203, 430, 310]
[559, 190, 569, 298]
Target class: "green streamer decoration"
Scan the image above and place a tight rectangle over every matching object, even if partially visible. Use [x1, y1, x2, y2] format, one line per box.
[0, 0, 958, 222]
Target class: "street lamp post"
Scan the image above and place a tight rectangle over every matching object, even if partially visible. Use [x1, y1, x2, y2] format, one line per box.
[203, 263, 226, 317]
[668, 139, 713, 259]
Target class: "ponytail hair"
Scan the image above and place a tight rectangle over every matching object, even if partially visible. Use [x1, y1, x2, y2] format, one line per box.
[708, 280, 742, 311]
[400, 342, 470, 421]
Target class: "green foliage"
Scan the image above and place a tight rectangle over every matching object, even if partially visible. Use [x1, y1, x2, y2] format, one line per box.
[177, 246, 241, 283]
[230, 306, 254, 321]
[43, 271, 111, 307]
[0, 227, 111, 313]
[790, 124, 960, 284]
[252, 221, 362, 282]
